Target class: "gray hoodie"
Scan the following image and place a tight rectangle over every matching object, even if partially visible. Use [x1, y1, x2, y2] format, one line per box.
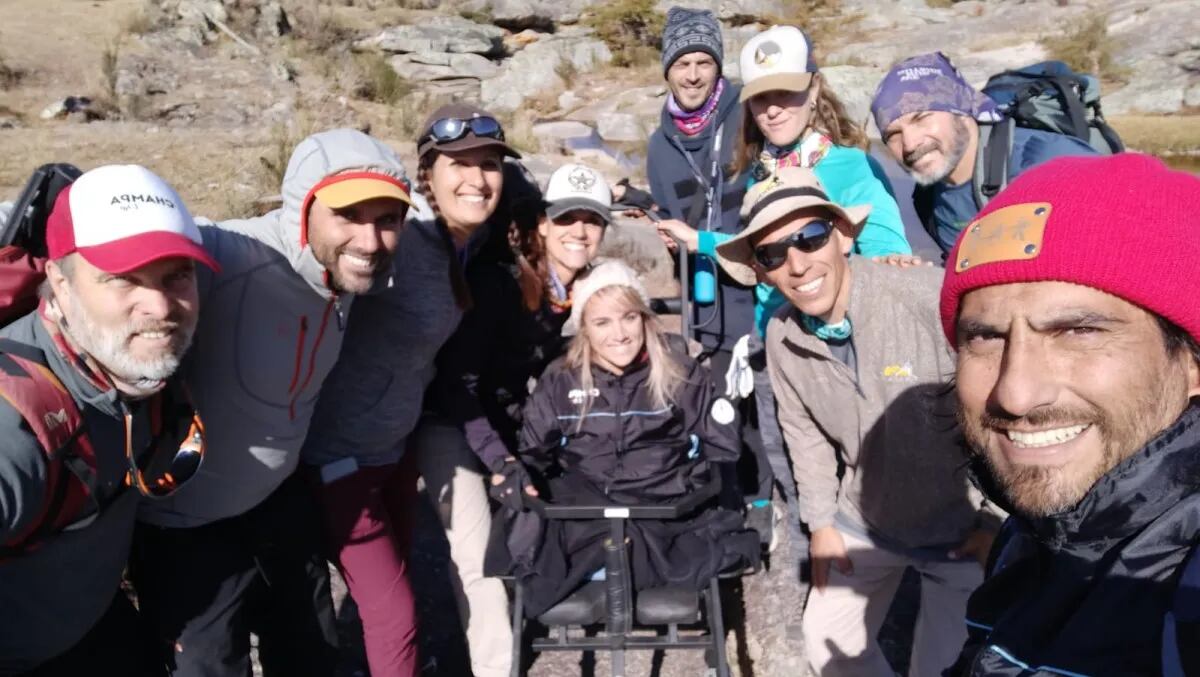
[0, 314, 156, 673]
[139, 129, 408, 528]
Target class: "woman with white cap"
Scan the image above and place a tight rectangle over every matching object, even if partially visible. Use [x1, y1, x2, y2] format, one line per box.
[494, 259, 760, 617]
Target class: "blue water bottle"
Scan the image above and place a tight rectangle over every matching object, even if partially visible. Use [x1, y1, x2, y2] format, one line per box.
[693, 255, 716, 305]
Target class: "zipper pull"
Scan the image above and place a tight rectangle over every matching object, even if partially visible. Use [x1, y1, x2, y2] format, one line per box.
[333, 296, 345, 330]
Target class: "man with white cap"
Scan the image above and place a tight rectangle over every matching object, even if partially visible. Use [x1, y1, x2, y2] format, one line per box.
[0, 164, 217, 675]
[131, 129, 414, 677]
[715, 166, 1000, 675]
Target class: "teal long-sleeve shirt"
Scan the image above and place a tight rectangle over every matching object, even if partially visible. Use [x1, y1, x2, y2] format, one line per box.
[697, 144, 911, 337]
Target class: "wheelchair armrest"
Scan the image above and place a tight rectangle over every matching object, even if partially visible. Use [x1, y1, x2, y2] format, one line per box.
[525, 471, 721, 520]
[649, 297, 683, 315]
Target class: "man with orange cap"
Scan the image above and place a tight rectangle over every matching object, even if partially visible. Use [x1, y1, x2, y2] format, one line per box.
[132, 129, 414, 677]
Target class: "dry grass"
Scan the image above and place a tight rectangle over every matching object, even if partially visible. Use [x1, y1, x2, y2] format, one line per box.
[352, 53, 413, 105]
[0, 56, 25, 90]
[119, 5, 155, 35]
[583, 0, 665, 68]
[924, 0, 956, 8]
[1040, 11, 1126, 81]
[1108, 114, 1200, 156]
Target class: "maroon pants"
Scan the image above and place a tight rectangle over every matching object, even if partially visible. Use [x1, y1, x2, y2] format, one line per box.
[311, 459, 420, 677]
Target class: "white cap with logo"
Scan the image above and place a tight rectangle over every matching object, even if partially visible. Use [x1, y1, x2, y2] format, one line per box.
[739, 25, 819, 103]
[543, 163, 612, 225]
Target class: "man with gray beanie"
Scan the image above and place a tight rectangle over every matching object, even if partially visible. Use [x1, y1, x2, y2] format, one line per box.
[643, 7, 783, 548]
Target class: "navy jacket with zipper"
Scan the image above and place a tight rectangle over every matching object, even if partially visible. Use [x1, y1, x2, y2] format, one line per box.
[946, 405, 1200, 676]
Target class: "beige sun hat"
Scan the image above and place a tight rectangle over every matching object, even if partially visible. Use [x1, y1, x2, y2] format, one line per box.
[715, 167, 872, 286]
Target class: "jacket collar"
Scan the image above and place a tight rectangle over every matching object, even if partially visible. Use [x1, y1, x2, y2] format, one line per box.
[984, 404, 1200, 551]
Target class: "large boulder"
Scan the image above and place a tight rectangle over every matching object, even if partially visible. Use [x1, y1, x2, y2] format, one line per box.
[480, 37, 613, 112]
[652, 0, 781, 21]
[455, 0, 602, 30]
[389, 52, 500, 81]
[354, 16, 505, 56]
[820, 65, 884, 131]
[529, 120, 602, 154]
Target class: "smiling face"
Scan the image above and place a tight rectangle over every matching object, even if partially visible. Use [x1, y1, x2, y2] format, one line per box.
[428, 147, 505, 239]
[582, 287, 646, 374]
[748, 83, 818, 147]
[308, 196, 407, 294]
[666, 52, 720, 112]
[47, 254, 199, 398]
[955, 281, 1200, 516]
[882, 110, 974, 186]
[751, 207, 854, 323]
[538, 209, 606, 285]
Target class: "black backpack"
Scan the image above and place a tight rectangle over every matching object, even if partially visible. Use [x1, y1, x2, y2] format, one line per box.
[1, 163, 81, 256]
[914, 61, 1124, 252]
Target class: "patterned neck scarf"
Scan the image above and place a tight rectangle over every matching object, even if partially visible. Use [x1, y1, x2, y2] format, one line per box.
[801, 312, 852, 342]
[547, 264, 571, 313]
[667, 78, 726, 136]
[756, 130, 834, 181]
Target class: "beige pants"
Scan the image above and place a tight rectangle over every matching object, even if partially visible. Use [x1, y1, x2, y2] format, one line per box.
[413, 420, 512, 677]
[802, 528, 981, 677]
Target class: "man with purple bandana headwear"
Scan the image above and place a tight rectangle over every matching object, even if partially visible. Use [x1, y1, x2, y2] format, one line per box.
[870, 52, 1095, 257]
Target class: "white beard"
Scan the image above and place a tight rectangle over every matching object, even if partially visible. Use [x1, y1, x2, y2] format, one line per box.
[59, 298, 195, 395]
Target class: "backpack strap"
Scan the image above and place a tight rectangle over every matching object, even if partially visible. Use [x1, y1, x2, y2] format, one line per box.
[0, 338, 98, 558]
[973, 118, 1015, 210]
[1164, 541, 1200, 676]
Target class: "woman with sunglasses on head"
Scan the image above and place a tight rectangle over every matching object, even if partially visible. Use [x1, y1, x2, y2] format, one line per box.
[495, 260, 760, 618]
[300, 104, 520, 677]
[412, 162, 613, 675]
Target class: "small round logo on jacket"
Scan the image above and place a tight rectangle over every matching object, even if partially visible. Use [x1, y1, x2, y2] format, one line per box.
[710, 397, 736, 425]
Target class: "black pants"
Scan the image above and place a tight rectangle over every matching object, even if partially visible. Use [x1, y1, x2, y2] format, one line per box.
[18, 592, 164, 677]
[130, 472, 338, 677]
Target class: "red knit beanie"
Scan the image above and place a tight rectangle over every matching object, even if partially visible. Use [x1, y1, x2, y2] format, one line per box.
[940, 153, 1200, 347]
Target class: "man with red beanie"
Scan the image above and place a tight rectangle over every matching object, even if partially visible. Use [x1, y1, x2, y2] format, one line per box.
[940, 153, 1200, 675]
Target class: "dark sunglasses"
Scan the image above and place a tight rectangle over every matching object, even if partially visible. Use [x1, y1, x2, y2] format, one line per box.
[125, 410, 205, 498]
[753, 220, 834, 269]
[420, 116, 505, 146]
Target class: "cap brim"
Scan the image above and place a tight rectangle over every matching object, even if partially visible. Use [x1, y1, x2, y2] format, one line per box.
[715, 198, 871, 286]
[77, 231, 221, 274]
[420, 135, 522, 160]
[315, 177, 415, 209]
[739, 72, 815, 102]
[545, 198, 611, 225]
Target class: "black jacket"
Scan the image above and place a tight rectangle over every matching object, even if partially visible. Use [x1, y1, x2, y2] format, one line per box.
[518, 340, 739, 503]
[947, 405, 1200, 676]
[428, 261, 569, 472]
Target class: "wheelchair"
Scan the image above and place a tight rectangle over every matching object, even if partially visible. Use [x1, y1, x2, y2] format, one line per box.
[504, 471, 750, 677]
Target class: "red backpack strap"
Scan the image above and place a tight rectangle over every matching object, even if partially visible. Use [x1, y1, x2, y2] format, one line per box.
[0, 338, 97, 557]
[0, 246, 46, 326]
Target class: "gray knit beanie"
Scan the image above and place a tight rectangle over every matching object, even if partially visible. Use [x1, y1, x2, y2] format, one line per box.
[661, 7, 723, 75]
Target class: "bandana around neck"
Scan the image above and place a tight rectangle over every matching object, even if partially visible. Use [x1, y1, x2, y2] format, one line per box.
[668, 78, 726, 136]
[756, 130, 834, 180]
[801, 312, 852, 342]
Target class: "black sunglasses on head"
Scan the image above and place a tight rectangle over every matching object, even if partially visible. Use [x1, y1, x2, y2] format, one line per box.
[420, 116, 505, 147]
[753, 219, 835, 269]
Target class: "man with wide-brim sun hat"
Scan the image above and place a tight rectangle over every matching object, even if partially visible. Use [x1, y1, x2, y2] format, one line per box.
[717, 166, 1002, 675]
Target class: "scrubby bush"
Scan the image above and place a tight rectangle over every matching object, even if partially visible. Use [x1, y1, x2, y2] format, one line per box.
[584, 0, 665, 68]
[1040, 11, 1124, 81]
